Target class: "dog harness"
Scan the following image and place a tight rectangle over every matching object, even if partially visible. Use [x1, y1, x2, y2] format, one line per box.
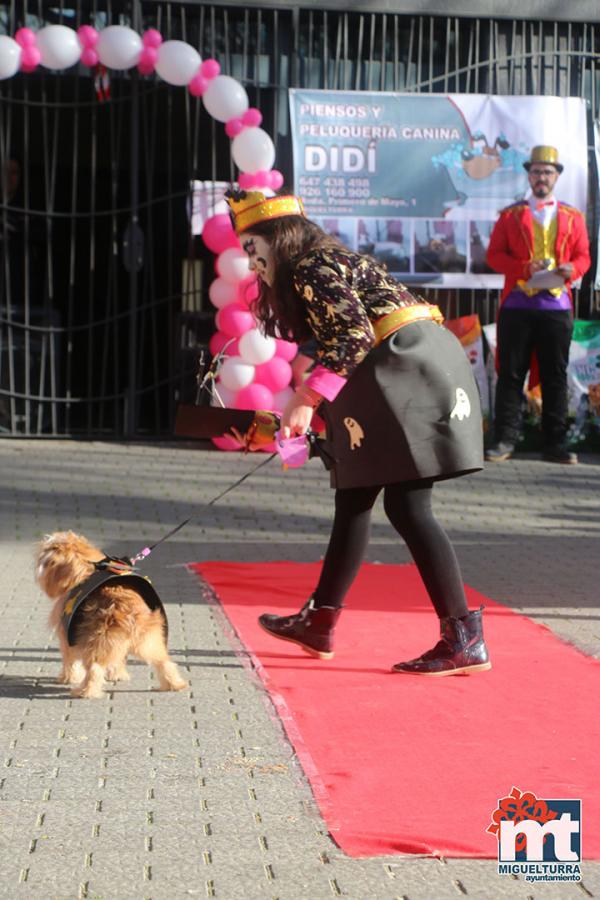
[63, 557, 167, 646]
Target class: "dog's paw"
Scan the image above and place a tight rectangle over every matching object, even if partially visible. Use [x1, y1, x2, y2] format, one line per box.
[154, 661, 187, 692]
[106, 666, 131, 683]
[159, 676, 187, 692]
[71, 685, 104, 699]
[57, 666, 85, 686]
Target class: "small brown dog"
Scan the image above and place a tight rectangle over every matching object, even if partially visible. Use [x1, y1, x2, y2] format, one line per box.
[35, 531, 187, 699]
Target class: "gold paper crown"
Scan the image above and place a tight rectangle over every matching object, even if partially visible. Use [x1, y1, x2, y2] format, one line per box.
[523, 145, 563, 173]
[225, 190, 305, 234]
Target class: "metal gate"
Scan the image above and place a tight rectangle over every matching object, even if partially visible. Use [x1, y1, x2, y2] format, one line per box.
[1, 3, 599, 437]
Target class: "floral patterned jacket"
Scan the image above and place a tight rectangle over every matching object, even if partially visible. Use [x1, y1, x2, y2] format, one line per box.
[293, 247, 419, 381]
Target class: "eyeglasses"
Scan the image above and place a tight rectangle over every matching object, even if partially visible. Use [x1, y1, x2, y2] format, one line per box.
[528, 168, 557, 177]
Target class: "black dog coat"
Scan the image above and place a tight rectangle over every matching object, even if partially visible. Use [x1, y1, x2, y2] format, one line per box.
[63, 564, 167, 647]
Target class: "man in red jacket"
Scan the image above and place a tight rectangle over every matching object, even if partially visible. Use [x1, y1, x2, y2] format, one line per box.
[485, 145, 591, 464]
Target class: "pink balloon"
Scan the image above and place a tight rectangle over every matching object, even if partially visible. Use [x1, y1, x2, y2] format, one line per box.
[209, 331, 228, 356]
[20, 46, 41, 71]
[212, 435, 242, 452]
[81, 48, 99, 67]
[201, 58, 220, 79]
[225, 118, 244, 138]
[267, 169, 284, 190]
[77, 25, 98, 47]
[15, 28, 36, 48]
[216, 303, 254, 338]
[209, 332, 240, 357]
[238, 277, 260, 306]
[202, 214, 238, 254]
[143, 29, 163, 48]
[138, 47, 158, 75]
[254, 356, 292, 394]
[242, 108, 262, 128]
[238, 172, 257, 189]
[275, 338, 298, 361]
[188, 74, 208, 97]
[235, 383, 274, 411]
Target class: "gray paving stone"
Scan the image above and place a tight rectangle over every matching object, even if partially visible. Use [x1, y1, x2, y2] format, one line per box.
[0, 439, 598, 899]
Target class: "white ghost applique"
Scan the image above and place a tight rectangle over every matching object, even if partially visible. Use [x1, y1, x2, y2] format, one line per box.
[450, 388, 471, 421]
[343, 417, 364, 449]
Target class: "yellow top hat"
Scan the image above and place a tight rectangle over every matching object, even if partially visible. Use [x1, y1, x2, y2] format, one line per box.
[523, 145, 564, 173]
[225, 190, 305, 234]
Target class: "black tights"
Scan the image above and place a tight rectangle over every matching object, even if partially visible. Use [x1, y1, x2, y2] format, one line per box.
[312, 482, 469, 620]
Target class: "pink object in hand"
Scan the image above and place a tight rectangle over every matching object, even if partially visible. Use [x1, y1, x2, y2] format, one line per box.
[275, 432, 309, 468]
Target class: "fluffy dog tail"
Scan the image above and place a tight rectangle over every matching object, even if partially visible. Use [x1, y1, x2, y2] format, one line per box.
[74, 591, 139, 664]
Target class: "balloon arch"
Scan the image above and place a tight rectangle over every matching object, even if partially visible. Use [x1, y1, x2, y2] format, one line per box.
[0, 23, 298, 449]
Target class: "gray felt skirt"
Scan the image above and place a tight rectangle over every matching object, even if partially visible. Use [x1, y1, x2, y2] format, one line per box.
[319, 319, 484, 489]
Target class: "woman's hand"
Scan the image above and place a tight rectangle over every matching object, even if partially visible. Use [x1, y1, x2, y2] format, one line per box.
[280, 387, 323, 439]
[527, 259, 547, 277]
[555, 262, 573, 280]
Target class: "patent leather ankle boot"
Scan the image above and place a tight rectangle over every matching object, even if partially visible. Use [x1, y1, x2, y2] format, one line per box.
[392, 607, 491, 676]
[258, 597, 342, 659]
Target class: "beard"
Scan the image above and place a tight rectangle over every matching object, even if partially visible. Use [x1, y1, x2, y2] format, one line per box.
[532, 183, 552, 197]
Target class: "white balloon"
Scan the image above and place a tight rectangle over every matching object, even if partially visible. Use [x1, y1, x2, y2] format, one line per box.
[208, 277, 238, 310]
[155, 40, 201, 86]
[211, 381, 237, 408]
[232, 127, 276, 174]
[37, 25, 81, 70]
[218, 247, 251, 284]
[96, 25, 142, 70]
[272, 386, 295, 414]
[0, 36, 21, 80]
[238, 329, 276, 366]
[219, 356, 255, 392]
[202, 75, 249, 123]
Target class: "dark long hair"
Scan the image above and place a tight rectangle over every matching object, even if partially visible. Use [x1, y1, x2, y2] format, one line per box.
[243, 216, 344, 342]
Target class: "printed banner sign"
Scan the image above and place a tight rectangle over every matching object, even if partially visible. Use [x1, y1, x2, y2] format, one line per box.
[289, 90, 588, 288]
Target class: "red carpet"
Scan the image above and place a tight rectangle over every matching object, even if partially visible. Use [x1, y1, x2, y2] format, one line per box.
[190, 561, 600, 858]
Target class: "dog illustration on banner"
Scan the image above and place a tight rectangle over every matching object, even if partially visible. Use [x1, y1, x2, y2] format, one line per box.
[461, 132, 510, 180]
[35, 531, 186, 699]
[432, 128, 529, 216]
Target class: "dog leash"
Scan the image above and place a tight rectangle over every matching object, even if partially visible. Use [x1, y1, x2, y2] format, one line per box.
[128, 450, 278, 566]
